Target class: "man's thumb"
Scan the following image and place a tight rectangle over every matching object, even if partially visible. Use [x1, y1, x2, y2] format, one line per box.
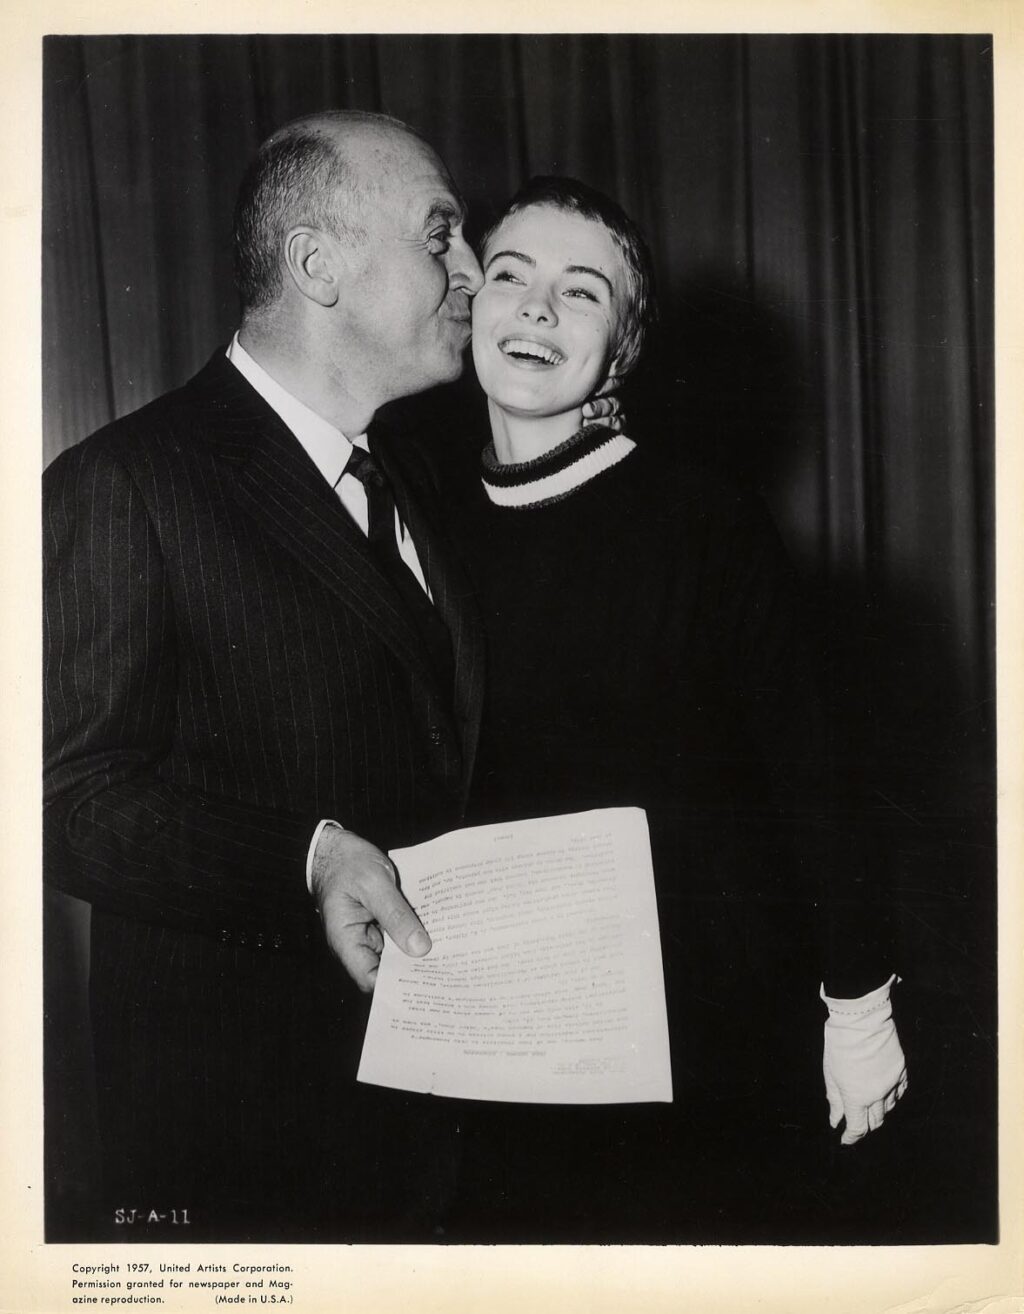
[370, 878, 431, 957]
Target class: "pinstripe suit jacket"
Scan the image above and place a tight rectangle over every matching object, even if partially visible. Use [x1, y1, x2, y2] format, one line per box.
[43, 350, 484, 1237]
[44, 349, 483, 947]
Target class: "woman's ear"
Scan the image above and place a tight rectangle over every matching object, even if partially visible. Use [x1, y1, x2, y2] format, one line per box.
[283, 228, 340, 308]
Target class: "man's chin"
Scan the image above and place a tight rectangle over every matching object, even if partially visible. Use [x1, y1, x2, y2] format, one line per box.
[400, 354, 468, 400]
[435, 345, 472, 385]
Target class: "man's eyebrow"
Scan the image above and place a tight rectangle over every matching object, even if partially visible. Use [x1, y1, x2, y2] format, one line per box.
[424, 198, 466, 227]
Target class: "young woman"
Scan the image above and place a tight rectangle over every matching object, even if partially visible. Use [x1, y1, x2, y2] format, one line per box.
[439, 178, 906, 1241]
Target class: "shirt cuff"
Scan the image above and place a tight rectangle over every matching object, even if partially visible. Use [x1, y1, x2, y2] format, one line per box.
[306, 818, 344, 894]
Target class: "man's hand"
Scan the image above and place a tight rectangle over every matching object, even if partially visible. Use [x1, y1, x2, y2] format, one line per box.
[310, 824, 430, 992]
[821, 975, 908, 1145]
[582, 375, 624, 432]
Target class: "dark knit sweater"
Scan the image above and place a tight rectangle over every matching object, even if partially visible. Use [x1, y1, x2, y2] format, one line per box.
[445, 425, 887, 1001]
[437, 425, 890, 1240]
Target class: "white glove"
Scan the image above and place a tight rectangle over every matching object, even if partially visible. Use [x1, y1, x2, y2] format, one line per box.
[821, 974, 908, 1146]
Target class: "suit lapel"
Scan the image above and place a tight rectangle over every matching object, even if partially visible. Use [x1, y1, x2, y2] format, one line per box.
[187, 352, 446, 704]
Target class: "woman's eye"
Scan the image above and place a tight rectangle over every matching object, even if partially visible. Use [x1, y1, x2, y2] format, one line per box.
[492, 270, 522, 285]
[565, 286, 598, 302]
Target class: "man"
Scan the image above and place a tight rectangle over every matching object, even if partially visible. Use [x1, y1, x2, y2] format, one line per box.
[43, 110, 489, 1241]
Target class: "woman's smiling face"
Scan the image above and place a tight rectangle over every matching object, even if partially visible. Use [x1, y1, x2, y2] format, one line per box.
[471, 204, 626, 420]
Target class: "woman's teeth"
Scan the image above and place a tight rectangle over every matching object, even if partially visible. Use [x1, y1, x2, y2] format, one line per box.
[499, 338, 564, 365]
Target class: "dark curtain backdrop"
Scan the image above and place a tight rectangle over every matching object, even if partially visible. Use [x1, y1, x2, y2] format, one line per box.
[42, 34, 996, 1241]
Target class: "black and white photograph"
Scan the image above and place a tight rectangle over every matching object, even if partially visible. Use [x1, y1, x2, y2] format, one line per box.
[20, 15, 1014, 1290]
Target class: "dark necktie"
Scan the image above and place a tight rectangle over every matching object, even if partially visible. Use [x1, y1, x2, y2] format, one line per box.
[342, 445, 454, 688]
[344, 445, 404, 562]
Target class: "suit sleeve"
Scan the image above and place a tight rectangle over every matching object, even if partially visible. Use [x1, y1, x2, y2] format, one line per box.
[43, 441, 319, 944]
[715, 496, 894, 997]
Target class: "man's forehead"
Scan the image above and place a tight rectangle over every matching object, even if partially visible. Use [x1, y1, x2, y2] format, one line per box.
[384, 149, 465, 221]
[352, 134, 465, 227]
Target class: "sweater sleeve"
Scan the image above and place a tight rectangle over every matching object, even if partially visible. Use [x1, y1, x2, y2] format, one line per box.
[43, 439, 320, 946]
[715, 495, 894, 997]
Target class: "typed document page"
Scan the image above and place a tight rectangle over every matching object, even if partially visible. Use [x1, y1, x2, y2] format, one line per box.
[357, 807, 672, 1103]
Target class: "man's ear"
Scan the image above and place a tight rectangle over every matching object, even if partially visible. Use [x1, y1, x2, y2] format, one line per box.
[283, 228, 340, 308]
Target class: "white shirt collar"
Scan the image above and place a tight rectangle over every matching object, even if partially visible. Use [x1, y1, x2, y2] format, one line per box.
[226, 333, 367, 486]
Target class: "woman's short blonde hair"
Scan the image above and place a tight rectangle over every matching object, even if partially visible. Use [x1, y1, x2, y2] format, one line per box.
[481, 175, 656, 378]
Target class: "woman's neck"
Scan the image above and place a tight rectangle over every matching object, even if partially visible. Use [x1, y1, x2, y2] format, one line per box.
[488, 401, 586, 465]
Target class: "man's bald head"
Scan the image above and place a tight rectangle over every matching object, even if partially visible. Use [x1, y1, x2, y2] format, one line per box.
[232, 110, 426, 313]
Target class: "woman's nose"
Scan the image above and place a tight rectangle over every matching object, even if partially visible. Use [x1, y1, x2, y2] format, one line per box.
[517, 291, 557, 325]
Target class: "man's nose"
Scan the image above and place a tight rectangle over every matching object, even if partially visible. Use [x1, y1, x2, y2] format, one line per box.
[449, 236, 483, 295]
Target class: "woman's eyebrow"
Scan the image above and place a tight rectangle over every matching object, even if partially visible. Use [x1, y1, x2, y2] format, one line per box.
[484, 248, 534, 271]
[484, 249, 613, 297]
[565, 264, 614, 296]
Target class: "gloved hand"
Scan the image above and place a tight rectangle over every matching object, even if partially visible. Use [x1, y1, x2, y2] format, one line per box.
[821, 974, 908, 1145]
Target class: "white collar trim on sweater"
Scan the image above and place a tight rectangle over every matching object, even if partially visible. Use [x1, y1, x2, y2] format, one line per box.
[482, 431, 636, 509]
